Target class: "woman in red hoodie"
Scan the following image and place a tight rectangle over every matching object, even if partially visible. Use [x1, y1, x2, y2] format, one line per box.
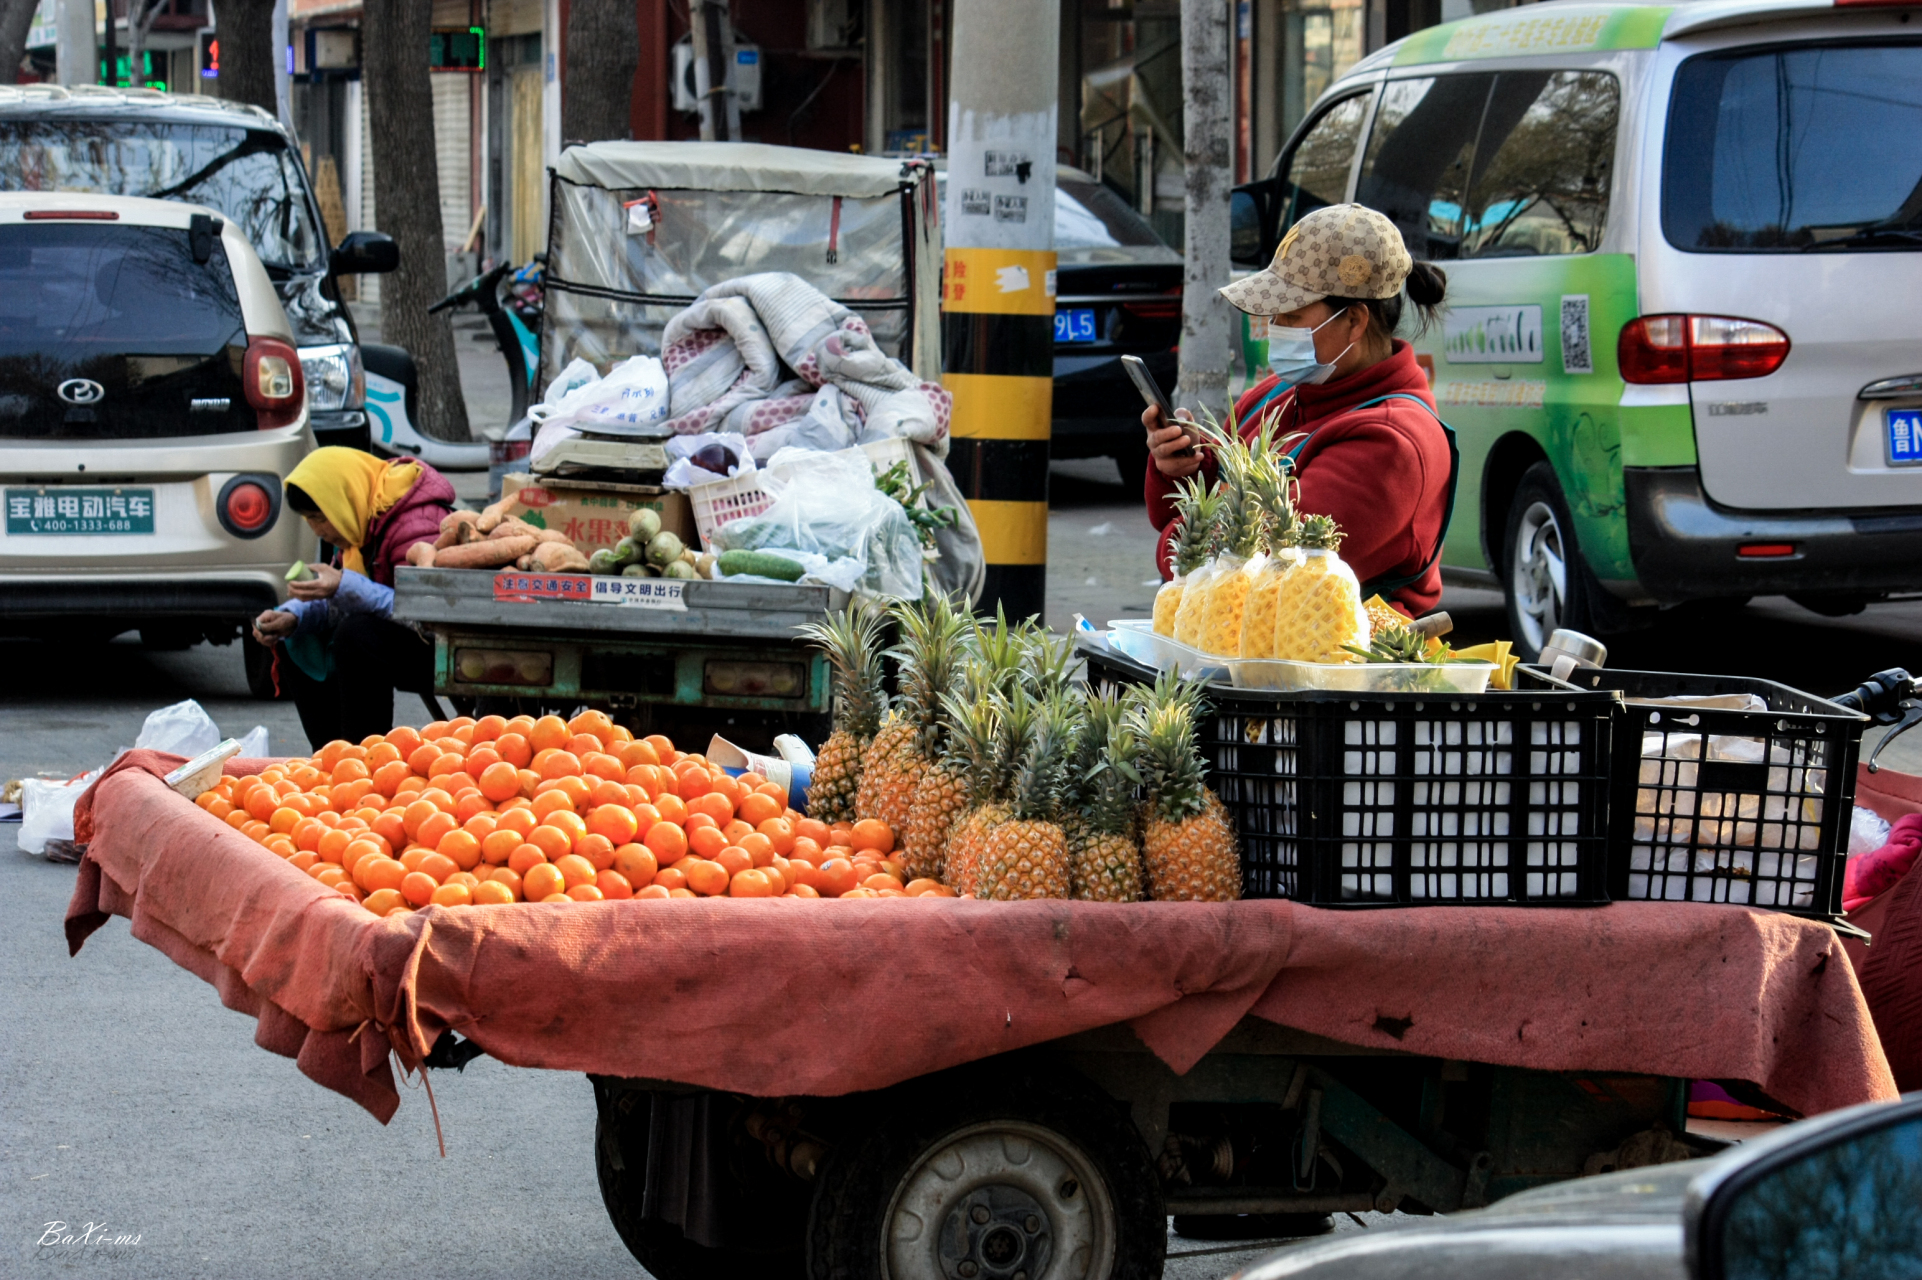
[1144, 204, 1453, 619]
[249, 448, 457, 748]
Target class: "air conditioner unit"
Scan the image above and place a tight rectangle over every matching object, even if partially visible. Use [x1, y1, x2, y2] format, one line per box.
[669, 33, 763, 114]
[806, 0, 857, 50]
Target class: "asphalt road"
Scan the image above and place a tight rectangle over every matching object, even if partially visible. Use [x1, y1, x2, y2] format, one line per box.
[4, 457, 1916, 1278]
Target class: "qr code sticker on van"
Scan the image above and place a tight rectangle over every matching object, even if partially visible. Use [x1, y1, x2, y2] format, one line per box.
[1560, 295, 1593, 375]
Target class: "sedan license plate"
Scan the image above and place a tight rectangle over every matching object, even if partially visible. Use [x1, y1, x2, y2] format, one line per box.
[1887, 408, 1922, 466]
[1054, 307, 1098, 344]
[5, 487, 155, 535]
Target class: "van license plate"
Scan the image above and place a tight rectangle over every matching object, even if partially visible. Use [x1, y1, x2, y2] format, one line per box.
[5, 487, 155, 535]
[1054, 308, 1098, 344]
[1888, 408, 1922, 467]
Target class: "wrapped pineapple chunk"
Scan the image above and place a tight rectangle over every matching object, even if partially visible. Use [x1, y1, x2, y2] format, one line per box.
[1172, 561, 1218, 647]
[1155, 477, 1222, 638]
[1237, 448, 1302, 660]
[1189, 405, 1275, 656]
[1200, 551, 1258, 656]
[1274, 514, 1371, 663]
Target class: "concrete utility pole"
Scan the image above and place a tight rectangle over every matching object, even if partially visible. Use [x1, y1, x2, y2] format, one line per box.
[1178, 0, 1235, 425]
[272, 0, 292, 130]
[688, 0, 740, 142]
[942, 0, 1058, 621]
[54, 0, 94, 86]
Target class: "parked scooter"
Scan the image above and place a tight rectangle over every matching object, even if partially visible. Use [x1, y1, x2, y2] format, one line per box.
[364, 260, 540, 472]
[415, 259, 543, 492]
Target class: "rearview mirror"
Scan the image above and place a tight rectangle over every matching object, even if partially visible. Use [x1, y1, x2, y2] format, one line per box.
[1686, 1096, 1922, 1280]
[1231, 191, 1263, 266]
[331, 231, 398, 275]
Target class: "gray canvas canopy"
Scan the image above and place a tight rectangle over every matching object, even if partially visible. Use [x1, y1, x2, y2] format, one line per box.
[541, 141, 941, 389]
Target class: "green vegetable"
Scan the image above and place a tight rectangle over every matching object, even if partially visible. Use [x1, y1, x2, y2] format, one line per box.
[284, 560, 310, 582]
[874, 459, 960, 549]
[628, 507, 662, 543]
[621, 563, 654, 578]
[661, 560, 698, 580]
[645, 531, 685, 567]
[612, 536, 642, 566]
[718, 549, 806, 581]
[587, 548, 623, 575]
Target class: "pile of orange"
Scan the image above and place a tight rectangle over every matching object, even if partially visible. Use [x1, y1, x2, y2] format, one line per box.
[191, 710, 956, 917]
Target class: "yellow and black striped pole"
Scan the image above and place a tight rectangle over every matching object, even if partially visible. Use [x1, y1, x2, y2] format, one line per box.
[942, 0, 1058, 621]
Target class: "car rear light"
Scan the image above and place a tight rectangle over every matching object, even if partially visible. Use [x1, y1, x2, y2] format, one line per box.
[216, 473, 282, 539]
[22, 209, 119, 220]
[244, 336, 305, 429]
[1738, 543, 1796, 558]
[1618, 314, 1790, 384]
[1121, 290, 1183, 321]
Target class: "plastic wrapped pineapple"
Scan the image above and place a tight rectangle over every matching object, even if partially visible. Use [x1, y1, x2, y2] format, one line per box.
[1237, 449, 1302, 660]
[1190, 413, 1270, 656]
[1273, 514, 1371, 664]
[1154, 477, 1222, 638]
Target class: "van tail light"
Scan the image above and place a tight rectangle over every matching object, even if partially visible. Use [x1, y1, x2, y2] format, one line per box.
[244, 337, 305, 429]
[1618, 314, 1790, 384]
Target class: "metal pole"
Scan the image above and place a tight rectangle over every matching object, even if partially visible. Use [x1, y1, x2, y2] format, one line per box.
[942, 0, 1058, 621]
[55, 0, 96, 86]
[273, 0, 292, 130]
[1178, 0, 1234, 425]
[688, 0, 737, 142]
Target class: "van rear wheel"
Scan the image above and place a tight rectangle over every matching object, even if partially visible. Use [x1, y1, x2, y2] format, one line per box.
[1502, 462, 1603, 662]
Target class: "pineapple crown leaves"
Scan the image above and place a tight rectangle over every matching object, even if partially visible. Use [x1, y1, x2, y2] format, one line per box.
[1168, 476, 1226, 577]
[1080, 687, 1144, 837]
[1300, 512, 1345, 552]
[940, 688, 1003, 806]
[1022, 627, 1078, 700]
[1067, 684, 1125, 810]
[1251, 453, 1302, 555]
[1008, 689, 1078, 823]
[1125, 670, 1213, 825]
[796, 599, 888, 740]
[1342, 622, 1477, 669]
[889, 593, 972, 749]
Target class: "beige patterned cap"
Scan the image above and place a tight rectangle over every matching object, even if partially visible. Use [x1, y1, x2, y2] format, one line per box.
[1219, 203, 1413, 316]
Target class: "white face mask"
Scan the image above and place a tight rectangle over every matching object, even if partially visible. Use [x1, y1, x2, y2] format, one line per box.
[1267, 307, 1355, 387]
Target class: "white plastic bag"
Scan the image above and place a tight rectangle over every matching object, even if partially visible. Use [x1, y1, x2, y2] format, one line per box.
[662, 432, 757, 488]
[527, 353, 672, 436]
[710, 449, 924, 599]
[135, 699, 222, 758]
[236, 725, 270, 758]
[19, 767, 103, 854]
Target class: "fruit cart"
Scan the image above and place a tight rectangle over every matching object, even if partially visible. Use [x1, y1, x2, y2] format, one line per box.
[390, 566, 834, 750]
[64, 737, 1897, 1280]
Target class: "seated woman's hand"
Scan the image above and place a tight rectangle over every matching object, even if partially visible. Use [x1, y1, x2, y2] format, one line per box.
[1146, 405, 1202, 479]
[288, 562, 341, 601]
[251, 609, 295, 645]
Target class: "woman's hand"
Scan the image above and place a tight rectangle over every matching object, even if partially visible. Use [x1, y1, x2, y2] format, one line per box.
[288, 562, 341, 601]
[252, 609, 295, 646]
[1146, 404, 1202, 479]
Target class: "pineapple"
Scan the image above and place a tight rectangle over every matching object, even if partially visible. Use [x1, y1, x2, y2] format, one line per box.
[1237, 450, 1302, 661]
[936, 692, 1004, 896]
[1133, 675, 1241, 902]
[1171, 560, 1218, 649]
[1273, 514, 1371, 665]
[904, 648, 1003, 882]
[976, 690, 1074, 900]
[857, 595, 969, 832]
[1190, 408, 1287, 657]
[797, 599, 887, 825]
[1154, 478, 1223, 637]
[1070, 688, 1145, 902]
[1362, 593, 1408, 638]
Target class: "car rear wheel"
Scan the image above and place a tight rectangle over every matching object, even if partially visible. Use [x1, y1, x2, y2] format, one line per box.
[1502, 462, 1604, 662]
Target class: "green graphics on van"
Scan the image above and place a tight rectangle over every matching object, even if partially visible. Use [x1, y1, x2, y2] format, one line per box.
[1392, 5, 1670, 67]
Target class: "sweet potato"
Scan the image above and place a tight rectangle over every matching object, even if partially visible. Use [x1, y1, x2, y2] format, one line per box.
[529, 541, 590, 572]
[534, 528, 572, 545]
[488, 517, 540, 540]
[435, 509, 481, 549]
[475, 501, 510, 534]
[405, 542, 437, 568]
[431, 534, 537, 570]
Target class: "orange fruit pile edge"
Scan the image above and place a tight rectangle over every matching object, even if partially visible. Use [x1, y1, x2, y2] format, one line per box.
[191, 710, 955, 917]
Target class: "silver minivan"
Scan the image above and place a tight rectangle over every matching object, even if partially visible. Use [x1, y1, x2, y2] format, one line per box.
[0, 193, 310, 692]
[1231, 0, 1922, 655]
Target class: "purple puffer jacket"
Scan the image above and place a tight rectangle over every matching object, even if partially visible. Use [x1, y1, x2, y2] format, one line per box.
[360, 464, 456, 586]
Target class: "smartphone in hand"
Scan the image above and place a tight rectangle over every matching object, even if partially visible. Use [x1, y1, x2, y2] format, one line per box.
[1121, 355, 1196, 458]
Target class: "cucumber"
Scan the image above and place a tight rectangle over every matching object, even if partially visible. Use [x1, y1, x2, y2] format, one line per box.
[717, 549, 805, 582]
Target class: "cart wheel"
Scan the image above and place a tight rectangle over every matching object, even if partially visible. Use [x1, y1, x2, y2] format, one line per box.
[807, 1066, 1163, 1280]
[594, 1089, 804, 1280]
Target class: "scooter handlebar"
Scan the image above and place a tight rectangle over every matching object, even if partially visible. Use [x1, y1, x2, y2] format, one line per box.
[428, 260, 516, 315]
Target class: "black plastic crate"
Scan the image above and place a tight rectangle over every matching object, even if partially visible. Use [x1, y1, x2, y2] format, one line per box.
[1084, 647, 1618, 907]
[1517, 667, 1867, 918]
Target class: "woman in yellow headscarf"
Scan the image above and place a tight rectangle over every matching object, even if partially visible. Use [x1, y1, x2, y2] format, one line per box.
[250, 447, 456, 748]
